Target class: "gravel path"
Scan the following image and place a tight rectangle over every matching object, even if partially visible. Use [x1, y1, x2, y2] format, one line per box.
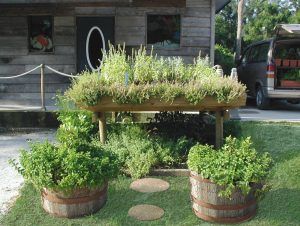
[0, 129, 56, 216]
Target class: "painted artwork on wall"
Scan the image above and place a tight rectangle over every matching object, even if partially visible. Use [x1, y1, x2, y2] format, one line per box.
[147, 15, 181, 48]
[29, 16, 53, 53]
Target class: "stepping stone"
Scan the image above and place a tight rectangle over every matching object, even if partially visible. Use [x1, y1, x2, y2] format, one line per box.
[128, 204, 164, 221]
[130, 178, 170, 193]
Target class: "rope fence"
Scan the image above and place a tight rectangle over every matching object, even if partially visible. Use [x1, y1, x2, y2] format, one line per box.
[0, 64, 80, 111]
[0, 64, 79, 79]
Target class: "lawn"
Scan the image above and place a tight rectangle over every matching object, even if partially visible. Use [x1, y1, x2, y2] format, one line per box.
[1, 121, 300, 226]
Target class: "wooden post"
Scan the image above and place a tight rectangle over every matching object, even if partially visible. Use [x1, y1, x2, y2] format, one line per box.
[40, 64, 45, 111]
[215, 111, 224, 149]
[98, 112, 107, 144]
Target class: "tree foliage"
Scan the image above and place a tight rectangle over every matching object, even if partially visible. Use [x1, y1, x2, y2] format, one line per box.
[216, 0, 296, 51]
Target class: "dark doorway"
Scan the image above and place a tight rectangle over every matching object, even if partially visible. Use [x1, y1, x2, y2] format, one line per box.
[77, 17, 115, 73]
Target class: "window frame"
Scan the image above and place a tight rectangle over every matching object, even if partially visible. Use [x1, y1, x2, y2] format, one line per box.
[28, 15, 54, 54]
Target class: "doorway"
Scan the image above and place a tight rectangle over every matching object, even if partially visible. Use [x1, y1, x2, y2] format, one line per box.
[76, 17, 115, 72]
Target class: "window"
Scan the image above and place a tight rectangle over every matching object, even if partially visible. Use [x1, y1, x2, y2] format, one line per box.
[248, 43, 270, 63]
[147, 15, 180, 48]
[241, 48, 251, 64]
[28, 16, 53, 53]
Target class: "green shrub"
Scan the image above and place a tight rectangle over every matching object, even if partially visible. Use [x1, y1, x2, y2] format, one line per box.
[215, 44, 235, 75]
[66, 45, 246, 107]
[10, 142, 119, 192]
[10, 96, 119, 193]
[105, 124, 191, 179]
[187, 136, 272, 198]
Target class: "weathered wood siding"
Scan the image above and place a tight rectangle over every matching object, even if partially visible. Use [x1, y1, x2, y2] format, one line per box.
[0, 0, 214, 105]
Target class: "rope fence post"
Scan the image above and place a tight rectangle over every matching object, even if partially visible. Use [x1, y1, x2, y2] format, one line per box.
[40, 64, 46, 111]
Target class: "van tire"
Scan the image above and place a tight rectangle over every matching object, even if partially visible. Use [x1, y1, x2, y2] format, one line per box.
[256, 86, 270, 109]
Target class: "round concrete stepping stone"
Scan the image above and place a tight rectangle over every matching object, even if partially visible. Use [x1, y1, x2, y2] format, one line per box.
[130, 178, 170, 193]
[128, 204, 164, 221]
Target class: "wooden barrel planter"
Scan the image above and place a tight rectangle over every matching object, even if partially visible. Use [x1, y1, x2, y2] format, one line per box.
[41, 183, 108, 218]
[190, 171, 258, 224]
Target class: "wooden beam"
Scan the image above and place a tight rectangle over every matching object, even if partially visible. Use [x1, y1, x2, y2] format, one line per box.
[215, 110, 223, 149]
[98, 112, 107, 144]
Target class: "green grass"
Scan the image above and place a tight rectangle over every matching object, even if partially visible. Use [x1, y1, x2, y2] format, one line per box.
[1, 122, 300, 226]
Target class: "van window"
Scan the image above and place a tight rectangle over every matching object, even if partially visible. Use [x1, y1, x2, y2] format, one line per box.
[241, 48, 251, 64]
[249, 43, 269, 63]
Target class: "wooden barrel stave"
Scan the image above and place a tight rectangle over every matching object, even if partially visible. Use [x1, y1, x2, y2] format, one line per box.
[190, 171, 257, 223]
[41, 183, 108, 218]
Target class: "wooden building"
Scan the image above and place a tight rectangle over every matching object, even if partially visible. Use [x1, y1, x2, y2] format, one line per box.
[0, 0, 230, 107]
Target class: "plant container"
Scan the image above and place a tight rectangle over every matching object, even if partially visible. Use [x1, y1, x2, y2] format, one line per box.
[290, 60, 297, 67]
[82, 96, 247, 112]
[281, 80, 300, 88]
[41, 183, 108, 218]
[274, 58, 282, 67]
[282, 59, 290, 67]
[190, 171, 259, 224]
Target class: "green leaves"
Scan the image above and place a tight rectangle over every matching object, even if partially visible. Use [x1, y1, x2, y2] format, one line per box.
[187, 136, 273, 198]
[13, 141, 119, 193]
[104, 125, 191, 179]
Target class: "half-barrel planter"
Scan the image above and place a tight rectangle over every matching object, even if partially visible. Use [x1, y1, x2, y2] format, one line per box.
[190, 171, 258, 224]
[41, 183, 108, 218]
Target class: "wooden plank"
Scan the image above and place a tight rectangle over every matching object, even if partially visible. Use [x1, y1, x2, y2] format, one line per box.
[116, 7, 182, 16]
[75, 7, 116, 15]
[182, 17, 211, 27]
[54, 16, 75, 26]
[98, 112, 107, 144]
[186, 0, 210, 8]
[82, 96, 246, 112]
[115, 16, 145, 27]
[0, 55, 75, 65]
[132, 0, 186, 7]
[0, 6, 75, 16]
[54, 26, 75, 36]
[181, 37, 210, 47]
[0, 36, 27, 47]
[182, 27, 211, 37]
[54, 46, 76, 55]
[0, 83, 71, 93]
[115, 35, 145, 46]
[55, 35, 75, 45]
[0, 65, 25, 75]
[0, 73, 72, 84]
[184, 7, 211, 17]
[215, 111, 224, 149]
[149, 47, 208, 57]
[0, 48, 28, 56]
[115, 26, 145, 34]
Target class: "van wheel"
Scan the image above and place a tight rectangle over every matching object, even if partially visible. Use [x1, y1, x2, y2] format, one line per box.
[256, 86, 270, 109]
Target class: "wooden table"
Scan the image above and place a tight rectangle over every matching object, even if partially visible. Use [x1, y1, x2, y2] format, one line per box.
[82, 95, 246, 149]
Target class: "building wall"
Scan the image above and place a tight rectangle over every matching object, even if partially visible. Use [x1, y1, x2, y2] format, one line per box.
[0, 0, 214, 105]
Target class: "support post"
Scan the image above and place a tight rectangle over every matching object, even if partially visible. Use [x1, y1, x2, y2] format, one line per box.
[215, 111, 224, 149]
[40, 64, 45, 111]
[98, 112, 107, 144]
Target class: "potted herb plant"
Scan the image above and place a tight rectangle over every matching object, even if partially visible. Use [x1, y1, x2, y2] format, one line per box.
[10, 99, 119, 218]
[281, 69, 300, 87]
[187, 136, 272, 224]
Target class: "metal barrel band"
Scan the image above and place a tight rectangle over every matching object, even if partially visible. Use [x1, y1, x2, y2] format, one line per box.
[191, 195, 257, 211]
[42, 185, 108, 205]
[192, 207, 256, 223]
